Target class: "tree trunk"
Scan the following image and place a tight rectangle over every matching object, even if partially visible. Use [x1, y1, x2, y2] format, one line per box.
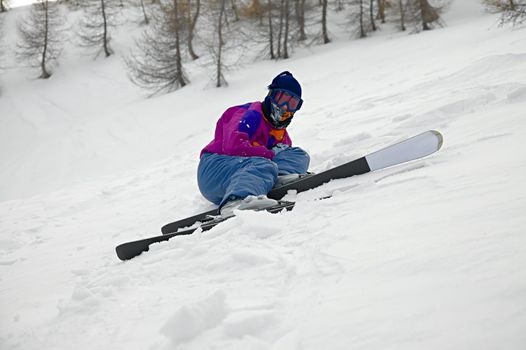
[41, 0, 51, 78]
[267, 0, 275, 59]
[399, 0, 406, 31]
[101, 0, 111, 57]
[322, 0, 330, 43]
[296, 0, 306, 41]
[336, 0, 344, 12]
[187, 0, 200, 60]
[277, 0, 283, 58]
[370, 0, 377, 31]
[230, 0, 239, 21]
[377, 0, 386, 23]
[216, 0, 226, 87]
[139, 0, 149, 24]
[283, 0, 289, 58]
[359, 0, 366, 38]
[418, 0, 439, 30]
[173, 0, 187, 87]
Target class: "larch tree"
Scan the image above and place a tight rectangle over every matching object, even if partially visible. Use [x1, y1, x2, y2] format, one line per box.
[377, 0, 386, 23]
[369, 0, 377, 31]
[296, 0, 307, 41]
[0, 14, 5, 95]
[16, 0, 64, 79]
[350, 0, 368, 38]
[407, 0, 440, 30]
[183, 0, 201, 60]
[58, 0, 80, 9]
[230, 0, 239, 21]
[484, 0, 526, 26]
[269, 0, 292, 59]
[267, 0, 276, 59]
[78, 0, 120, 57]
[282, 0, 291, 58]
[201, 0, 235, 87]
[214, 0, 228, 87]
[1, 0, 9, 13]
[502, 1, 526, 26]
[398, 0, 407, 31]
[138, 0, 150, 24]
[126, 0, 188, 95]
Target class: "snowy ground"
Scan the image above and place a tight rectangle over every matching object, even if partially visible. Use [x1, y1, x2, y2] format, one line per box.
[1, 1, 526, 349]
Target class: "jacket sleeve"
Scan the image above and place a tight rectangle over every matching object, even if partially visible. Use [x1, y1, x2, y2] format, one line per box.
[222, 109, 275, 159]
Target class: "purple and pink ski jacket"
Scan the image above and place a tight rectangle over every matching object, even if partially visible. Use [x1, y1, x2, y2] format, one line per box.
[200, 101, 292, 159]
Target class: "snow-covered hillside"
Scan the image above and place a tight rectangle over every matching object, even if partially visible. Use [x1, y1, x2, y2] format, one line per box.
[1, 1, 526, 349]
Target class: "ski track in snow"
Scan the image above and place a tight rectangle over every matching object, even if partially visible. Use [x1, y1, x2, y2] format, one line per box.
[2, 2, 526, 350]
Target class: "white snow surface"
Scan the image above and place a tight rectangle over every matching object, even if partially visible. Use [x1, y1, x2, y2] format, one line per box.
[1, 1, 526, 349]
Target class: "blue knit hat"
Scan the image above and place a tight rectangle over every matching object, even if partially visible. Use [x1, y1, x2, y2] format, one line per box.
[267, 71, 302, 98]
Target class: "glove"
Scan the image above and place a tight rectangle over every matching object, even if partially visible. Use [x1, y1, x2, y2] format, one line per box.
[271, 143, 290, 155]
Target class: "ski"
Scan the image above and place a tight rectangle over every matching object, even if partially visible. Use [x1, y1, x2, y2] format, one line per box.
[115, 201, 295, 261]
[115, 130, 443, 261]
[160, 130, 443, 234]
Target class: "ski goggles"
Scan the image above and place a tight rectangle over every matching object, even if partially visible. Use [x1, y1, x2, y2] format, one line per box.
[269, 89, 303, 112]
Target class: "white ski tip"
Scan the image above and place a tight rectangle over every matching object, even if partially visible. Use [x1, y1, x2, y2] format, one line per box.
[365, 130, 444, 171]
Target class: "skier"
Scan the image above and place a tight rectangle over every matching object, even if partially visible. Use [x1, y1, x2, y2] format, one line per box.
[198, 71, 310, 216]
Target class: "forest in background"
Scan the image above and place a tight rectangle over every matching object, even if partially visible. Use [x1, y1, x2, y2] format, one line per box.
[0, 0, 524, 95]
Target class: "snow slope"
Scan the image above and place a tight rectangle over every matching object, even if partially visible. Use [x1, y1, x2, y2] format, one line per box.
[1, 1, 526, 349]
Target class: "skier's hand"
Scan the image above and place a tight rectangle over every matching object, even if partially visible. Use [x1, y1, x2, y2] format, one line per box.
[272, 143, 289, 155]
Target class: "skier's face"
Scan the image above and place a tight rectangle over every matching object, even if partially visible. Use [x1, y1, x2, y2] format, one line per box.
[269, 101, 294, 129]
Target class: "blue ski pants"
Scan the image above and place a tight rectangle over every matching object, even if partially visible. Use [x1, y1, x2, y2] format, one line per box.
[197, 147, 310, 206]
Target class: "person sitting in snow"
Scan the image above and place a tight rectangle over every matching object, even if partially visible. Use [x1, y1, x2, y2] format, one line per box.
[198, 71, 310, 216]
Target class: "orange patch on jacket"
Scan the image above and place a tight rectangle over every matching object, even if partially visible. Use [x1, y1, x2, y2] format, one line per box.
[269, 128, 286, 141]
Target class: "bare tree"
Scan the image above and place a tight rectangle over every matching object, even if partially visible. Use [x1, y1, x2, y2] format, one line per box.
[377, 0, 386, 23]
[407, 0, 440, 30]
[335, 0, 345, 11]
[78, 0, 120, 57]
[17, 0, 64, 79]
[267, 0, 275, 59]
[201, 0, 236, 87]
[0, 15, 5, 94]
[400, 0, 407, 30]
[276, 0, 284, 57]
[58, 0, 80, 9]
[296, 0, 307, 41]
[484, 0, 526, 26]
[215, 0, 228, 87]
[240, 0, 265, 24]
[126, 0, 188, 95]
[348, 0, 368, 38]
[230, 0, 239, 21]
[1, 0, 9, 13]
[500, 2, 526, 26]
[0, 16, 4, 62]
[184, 0, 200, 60]
[272, 0, 292, 58]
[283, 0, 290, 57]
[369, 0, 377, 31]
[138, 0, 150, 24]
